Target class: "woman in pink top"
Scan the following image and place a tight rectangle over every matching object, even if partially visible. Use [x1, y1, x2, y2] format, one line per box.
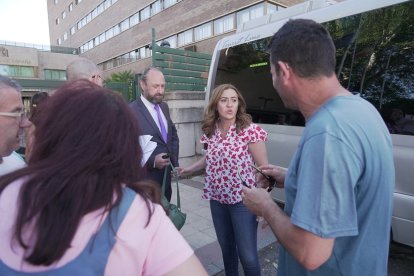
[0, 80, 207, 276]
[178, 84, 270, 276]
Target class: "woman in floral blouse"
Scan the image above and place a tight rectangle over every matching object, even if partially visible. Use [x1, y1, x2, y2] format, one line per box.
[178, 84, 269, 276]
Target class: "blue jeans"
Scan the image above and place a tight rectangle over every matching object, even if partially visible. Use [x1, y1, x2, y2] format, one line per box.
[210, 200, 261, 276]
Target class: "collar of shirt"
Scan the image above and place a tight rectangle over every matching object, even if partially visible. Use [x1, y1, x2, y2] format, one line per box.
[215, 123, 237, 138]
[140, 95, 168, 133]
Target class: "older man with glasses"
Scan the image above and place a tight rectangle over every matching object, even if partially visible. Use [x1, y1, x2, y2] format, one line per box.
[0, 75, 31, 176]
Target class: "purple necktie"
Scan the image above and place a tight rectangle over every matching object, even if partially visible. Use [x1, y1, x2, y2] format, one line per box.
[154, 104, 168, 143]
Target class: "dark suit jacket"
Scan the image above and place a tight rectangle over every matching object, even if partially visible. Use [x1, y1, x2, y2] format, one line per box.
[129, 98, 179, 200]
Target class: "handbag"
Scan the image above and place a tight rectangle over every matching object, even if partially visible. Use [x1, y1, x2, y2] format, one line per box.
[160, 164, 187, 230]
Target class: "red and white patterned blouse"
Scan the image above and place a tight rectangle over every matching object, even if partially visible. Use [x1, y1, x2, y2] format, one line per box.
[200, 123, 268, 204]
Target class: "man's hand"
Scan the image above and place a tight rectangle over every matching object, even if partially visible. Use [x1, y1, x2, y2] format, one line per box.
[154, 153, 170, 169]
[241, 186, 275, 217]
[256, 164, 287, 189]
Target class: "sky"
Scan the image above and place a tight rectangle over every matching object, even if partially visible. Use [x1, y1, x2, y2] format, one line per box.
[0, 0, 50, 46]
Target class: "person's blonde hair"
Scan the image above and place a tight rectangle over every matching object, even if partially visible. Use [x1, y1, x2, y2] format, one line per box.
[202, 84, 251, 137]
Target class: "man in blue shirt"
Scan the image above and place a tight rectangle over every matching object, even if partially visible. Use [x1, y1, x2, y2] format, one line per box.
[242, 19, 394, 275]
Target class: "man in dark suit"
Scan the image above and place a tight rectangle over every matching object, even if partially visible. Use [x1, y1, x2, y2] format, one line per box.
[129, 67, 179, 201]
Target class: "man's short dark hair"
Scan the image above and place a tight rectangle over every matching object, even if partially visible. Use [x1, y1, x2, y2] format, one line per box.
[268, 19, 336, 78]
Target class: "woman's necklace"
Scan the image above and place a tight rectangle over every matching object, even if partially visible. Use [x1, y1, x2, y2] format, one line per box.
[218, 122, 232, 139]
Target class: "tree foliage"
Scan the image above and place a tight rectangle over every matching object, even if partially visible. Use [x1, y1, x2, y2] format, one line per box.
[104, 70, 135, 83]
[104, 70, 136, 102]
[325, 1, 414, 113]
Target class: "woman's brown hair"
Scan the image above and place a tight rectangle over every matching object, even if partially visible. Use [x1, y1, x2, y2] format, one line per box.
[202, 83, 251, 137]
[0, 80, 158, 265]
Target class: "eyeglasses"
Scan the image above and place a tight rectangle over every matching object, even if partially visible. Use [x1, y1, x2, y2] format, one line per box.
[0, 111, 28, 123]
[237, 165, 276, 192]
[237, 166, 250, 188]
[92, 75, 103, 81]
[251, 164, 276, 192]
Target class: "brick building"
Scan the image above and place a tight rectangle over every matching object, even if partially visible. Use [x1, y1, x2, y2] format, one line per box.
[47, 0, 303, 77]
[46, 0, 307, 165]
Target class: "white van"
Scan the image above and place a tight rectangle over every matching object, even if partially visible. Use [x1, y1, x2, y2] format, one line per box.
[206, 0, 414, 247]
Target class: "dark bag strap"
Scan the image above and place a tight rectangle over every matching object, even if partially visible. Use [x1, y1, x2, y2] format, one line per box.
[161, 163, 181, 209]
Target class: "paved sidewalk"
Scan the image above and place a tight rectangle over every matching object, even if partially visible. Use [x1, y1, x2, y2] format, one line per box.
[172, 178, 414, 276]
[172, 176, 278, 275]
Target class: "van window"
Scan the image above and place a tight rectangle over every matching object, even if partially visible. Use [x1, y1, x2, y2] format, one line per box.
[212, 0, 414, 133]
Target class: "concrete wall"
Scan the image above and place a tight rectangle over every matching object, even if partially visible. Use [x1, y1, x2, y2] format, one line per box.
[164, 90, 206, 167]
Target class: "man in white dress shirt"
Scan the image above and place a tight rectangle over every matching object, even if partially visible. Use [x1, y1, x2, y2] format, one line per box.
[129, 67, 179, 201]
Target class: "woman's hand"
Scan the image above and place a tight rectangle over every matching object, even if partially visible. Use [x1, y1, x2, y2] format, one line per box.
[176, 156, 206, 178]
[176, 167, 192, 177]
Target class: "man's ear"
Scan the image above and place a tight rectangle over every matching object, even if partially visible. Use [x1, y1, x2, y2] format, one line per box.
[277, 61, 292, 85]
[139, 80, 145, 90]
[278, 61, 291, 77]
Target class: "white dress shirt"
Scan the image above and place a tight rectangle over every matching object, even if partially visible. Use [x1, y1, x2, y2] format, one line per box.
[140, 95, 168, 135]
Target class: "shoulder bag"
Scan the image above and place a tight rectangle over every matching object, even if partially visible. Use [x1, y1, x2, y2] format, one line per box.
[161, 164, 187, 230]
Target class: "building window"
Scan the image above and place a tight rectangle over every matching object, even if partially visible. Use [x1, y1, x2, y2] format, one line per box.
[130, 13, 139, 26]
[237, 9, 250, 25]
[81, 17, 87, 27]
[266, 2, 279, 14]
[151, 0, 162, 16]
[113, 25, 120, 36]
[86, 13, 92, 24]
[97, 3, 104, 14]
[70, 26, 76, 35]
[95, 36, 102, 46]
[237, 3, 264, 26]
[0, 65, 35, 78]
[105, 60, 113, 70]
[113, 56, 121, 67]
[194, 22, 212, 41]
[92, 8, 98, 19]
[44, 69, 66, 80]
[121, 53, 130, 64]
[56, 17, 60, 25]
[62, 11, 66, 19]
[57, 38, 62, 45]
[69, 3, 73, 12]
[105, 28, 114, 40]
[120, 18, 130, 32]
[140, 6, 150, 21]
[99, 33, 106, 44]
[164, 35, 177, 48]
[178, 29, 193, 46]
[82, 43, 88, 52]
[250, 3, 264, 19]
[214, 14, 234, 35]
[139, 47, 146, 59]
[164, 0, 176, 9]
[79, 17, 86, 29]
[104, 0, 111, 9]
[54, 0, 58, 4]
[130, 50, 138, 61]
[63, 32, 68, 41]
